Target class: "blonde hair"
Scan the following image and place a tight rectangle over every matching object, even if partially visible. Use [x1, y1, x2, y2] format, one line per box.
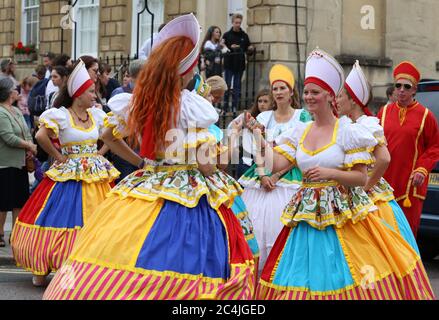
[231, 13, 243, 22]
[206, 76, 227, 92]
[21, 75, 38, 88]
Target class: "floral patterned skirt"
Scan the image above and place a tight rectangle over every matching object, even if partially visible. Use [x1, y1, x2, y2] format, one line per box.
[43, 166, 255, 300]
[256, 183, 434, 300]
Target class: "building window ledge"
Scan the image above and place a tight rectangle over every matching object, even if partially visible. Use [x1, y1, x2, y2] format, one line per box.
[335, 55, 393, 68]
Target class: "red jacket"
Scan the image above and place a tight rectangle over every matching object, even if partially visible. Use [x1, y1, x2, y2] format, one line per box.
[377, 101, 439, 201]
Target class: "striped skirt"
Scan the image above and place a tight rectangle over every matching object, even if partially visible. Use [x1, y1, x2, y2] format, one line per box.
[43, 194, 255, 300]
[11, 178, 111, 275]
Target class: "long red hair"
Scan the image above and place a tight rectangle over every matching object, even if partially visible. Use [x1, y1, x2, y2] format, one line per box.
[127, 36, 194, 158]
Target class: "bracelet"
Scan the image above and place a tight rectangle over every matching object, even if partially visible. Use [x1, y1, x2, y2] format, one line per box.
[256, 167, 266, 176]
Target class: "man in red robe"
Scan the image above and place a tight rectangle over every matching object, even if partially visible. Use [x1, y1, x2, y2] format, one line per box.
[377, 61, 439, 237]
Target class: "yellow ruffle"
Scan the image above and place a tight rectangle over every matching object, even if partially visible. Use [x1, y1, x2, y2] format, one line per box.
[281, 184, 377, 230]
[110, 166, 243, 210]
[45, 155, 120, 183]
[183, 128, 217, 150]
[274, 145, 296, 165]
[344, 150, 375, 169]
[39, 118, 60, 137]
[103, 112, 125, 139]
[367, 177, 395, 203]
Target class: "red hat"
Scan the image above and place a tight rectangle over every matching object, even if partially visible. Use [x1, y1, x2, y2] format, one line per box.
[393, 61, 421, 85]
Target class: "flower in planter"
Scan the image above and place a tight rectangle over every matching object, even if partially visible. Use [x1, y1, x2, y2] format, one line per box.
[12, 42, 37, 55]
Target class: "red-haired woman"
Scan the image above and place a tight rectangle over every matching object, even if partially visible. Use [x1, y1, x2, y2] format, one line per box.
[43, 14, 254, 300]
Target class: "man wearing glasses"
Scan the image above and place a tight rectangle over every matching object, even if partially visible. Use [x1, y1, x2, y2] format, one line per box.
[378, 61, 439, 237]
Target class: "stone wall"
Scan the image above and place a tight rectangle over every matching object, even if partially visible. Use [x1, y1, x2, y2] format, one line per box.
[100, 0, 131, 57]
[2, 0, 439, 99]
[247, 0, 307, 91]
[165, 0, 197, 21]
[39, 0, 69, 55]
[0, 0, 15, 57]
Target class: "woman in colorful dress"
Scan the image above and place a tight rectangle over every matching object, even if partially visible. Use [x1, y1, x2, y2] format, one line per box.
[43, 14, 254, 300]
[238, 64, 312, 275]
[336, 61, 419, 253]
[10, 60, 119, 287]
[253, 48, 434, 300]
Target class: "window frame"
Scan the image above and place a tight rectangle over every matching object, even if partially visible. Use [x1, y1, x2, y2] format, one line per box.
[73, 0, 100, 58]
[21, 0, 40, 47]
[131, 0, 165, 57]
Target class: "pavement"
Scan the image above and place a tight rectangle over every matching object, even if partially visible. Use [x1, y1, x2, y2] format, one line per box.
[0, 173, 34, 265]
[0, 213, 13, 266]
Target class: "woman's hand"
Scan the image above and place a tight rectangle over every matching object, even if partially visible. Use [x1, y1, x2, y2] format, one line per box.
[230, 118, 243, 134]
[363, 178, 373, 192]
[245, 113, 265, 133]
[303, 166, 335, 182]
[54, 154, 68, 165]
[261, 176, 275, 192]
[25, 141, 38, 155]
[198, 162, 216, 177]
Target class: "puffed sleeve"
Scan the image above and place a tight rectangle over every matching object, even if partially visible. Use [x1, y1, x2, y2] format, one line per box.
[88, 107, 108, 137]
[180, 89, 218, 128]
[256, 111, 272, 127]
[104, 93, 132, 139]
[180, 89, 218, 149]
[273, 122, 307, 165]
[357, 116, 386, 146]
[39, 107, 68, 137]
[340, 122, 378, 168]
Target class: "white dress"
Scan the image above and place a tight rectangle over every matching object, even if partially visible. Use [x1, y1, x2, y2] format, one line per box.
[238, 109, 312, 273]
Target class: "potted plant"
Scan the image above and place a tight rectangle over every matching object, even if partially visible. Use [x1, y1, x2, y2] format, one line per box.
[12, 42, 38, 62]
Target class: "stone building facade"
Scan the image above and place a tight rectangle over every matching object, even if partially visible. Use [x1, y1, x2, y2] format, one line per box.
[1, 0, 438, 107]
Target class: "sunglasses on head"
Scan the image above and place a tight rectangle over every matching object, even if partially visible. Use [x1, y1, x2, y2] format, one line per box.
[394, 83, 413, 90]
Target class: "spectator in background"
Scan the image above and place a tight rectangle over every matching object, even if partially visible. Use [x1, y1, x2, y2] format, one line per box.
[0, 58, 19, 88]
[205, 75, 227, 115]
[53, 53, 73, 71]
[206, 75, 228, 105]
[200, 26, 228, 79]
[139, 23, 167, 60]
[42, 52, 56, 79]
[43, 53, 60, 110]
[17, 76, 39, 129]
[34, 65, 47, 81]
[222, 13, 254, 113]
[0, 76, 37, 247]
[98, 63, 120, 102]
[47, 66, 69, 109]
[111, 59, 145, 97]
[386, 85, 398, 105]
[122, 70, 131, 87]
[109, 59, 145, 182]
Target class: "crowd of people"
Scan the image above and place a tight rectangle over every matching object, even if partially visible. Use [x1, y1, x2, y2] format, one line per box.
[0, 12, 438, 300]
